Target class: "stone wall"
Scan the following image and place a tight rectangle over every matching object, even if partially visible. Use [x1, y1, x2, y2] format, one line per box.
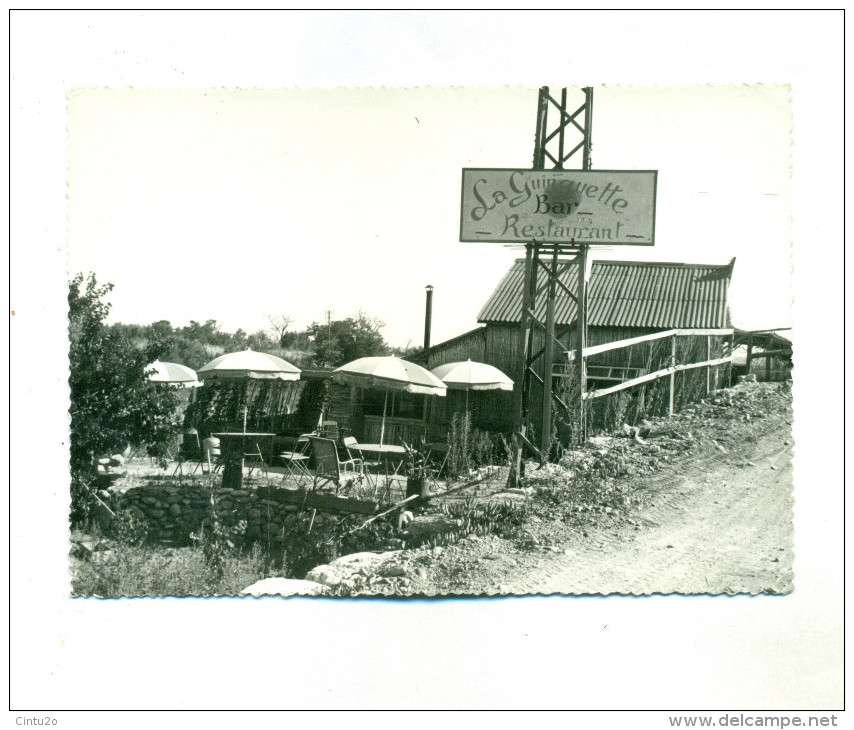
[118, 485, 345, 545]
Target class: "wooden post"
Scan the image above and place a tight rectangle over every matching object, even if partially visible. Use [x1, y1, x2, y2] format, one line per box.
[541, 246, 559, 458]
[729, 332, 735, 387]
[422, 394, 429, 440]
[349, 384, 357, 436]
[575, 244, 588, 442]
[508, 243, 535, 489]
[668, 333, 676, 416]
[706, 335, 711, 395]
[578, 87, 593, 443]
[525, 244, 540, 441]
[221, 439, 244, 489]
[513, 243, 535, 433]
[746, 333, 754, 377]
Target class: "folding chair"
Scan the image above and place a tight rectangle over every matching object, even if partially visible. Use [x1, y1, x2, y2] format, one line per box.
[424, 442, 450, 493]
[242, 439, 270, 483]
[342, 436, 384, 493]
[172, 429, 203, 479]
[318, 420, 339, 442]
[277, 433, 313, 488]
[309, 436, 363, 495]
[342, 436, 382, 471]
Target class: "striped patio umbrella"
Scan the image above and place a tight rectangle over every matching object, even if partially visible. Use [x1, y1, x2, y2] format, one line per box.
[146, 360, 202, 388]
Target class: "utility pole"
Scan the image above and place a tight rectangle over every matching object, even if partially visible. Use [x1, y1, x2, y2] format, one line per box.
[323, 309, 333, 364]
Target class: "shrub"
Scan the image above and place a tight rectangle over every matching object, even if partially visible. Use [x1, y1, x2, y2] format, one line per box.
[553, 370, 586, 448]
[277, 512, 341, 579]
[446, 411, 472, 481]
[190, 492, 248, 581]
[445, 412, 498, 481]
[71, 542, 268, 597]
[72, 502, 268, 597]
[68, 273, 181, 527]
[405, 498, 527, 548]
[470, 429, 496, 469]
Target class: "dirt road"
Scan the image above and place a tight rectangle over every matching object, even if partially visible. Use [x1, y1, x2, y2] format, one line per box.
[394, 382, 795, 597]
[508, 423, 793, 595]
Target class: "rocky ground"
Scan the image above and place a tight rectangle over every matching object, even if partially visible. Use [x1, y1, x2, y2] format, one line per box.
[300, 380, 794, 597]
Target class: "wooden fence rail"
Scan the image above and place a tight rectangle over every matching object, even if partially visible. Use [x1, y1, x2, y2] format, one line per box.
[584, 355, 733, 401]
[562, 329, 735, 416]
[566, 328, 734, 361]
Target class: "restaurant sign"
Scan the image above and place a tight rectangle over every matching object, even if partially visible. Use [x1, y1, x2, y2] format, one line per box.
[460, 169, 657, 245]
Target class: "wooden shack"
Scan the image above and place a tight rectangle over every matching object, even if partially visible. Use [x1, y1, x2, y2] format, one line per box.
[324, 379, 430, 447]
[420, 257, 736, 437]
[733, 328, 793, 382]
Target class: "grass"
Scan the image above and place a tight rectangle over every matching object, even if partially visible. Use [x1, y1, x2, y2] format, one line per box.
[71, 542, 269, 597]
[70, 489, 406, 594]
[71, 507, 270, 597]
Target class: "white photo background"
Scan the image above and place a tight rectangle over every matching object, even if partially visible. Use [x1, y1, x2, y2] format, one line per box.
[10, 10, 842, 713]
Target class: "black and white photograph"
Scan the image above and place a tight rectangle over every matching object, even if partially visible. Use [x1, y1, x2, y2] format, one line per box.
[9, 9, 842, 715]
[64, 84, 795, 599]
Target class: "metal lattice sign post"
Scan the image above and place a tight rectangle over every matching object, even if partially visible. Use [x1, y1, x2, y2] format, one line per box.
[459, 87, 657, 486]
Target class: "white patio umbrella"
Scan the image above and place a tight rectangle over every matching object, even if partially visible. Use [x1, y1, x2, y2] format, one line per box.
[198, 349, 301, 431]
[197, 349, 301, 381]
[430, 359, 514, 412]
[332, 355, 446, 445]
[146, 360, 203, 388]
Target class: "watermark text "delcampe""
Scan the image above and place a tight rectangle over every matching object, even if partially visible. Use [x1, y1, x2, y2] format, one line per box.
[669, 716, 838, 728]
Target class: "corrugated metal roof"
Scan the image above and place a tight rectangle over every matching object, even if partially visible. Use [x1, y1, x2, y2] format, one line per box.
[477, 258, 733, 329]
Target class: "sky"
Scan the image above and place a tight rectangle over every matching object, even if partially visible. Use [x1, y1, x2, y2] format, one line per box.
[66, 84, 793, 348]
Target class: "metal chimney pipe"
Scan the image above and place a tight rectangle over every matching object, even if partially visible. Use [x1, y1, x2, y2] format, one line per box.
[424, 285, 434, 351]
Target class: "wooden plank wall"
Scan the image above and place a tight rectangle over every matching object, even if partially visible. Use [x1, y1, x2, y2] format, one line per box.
[325, 382, 355, 438]
[327, 384, 431, 446]
[418, 323, 736, 444]
[424, 324, 666, 438]
[423, 326, 515, 438]
[425, 328, 487, 369]
[363, 416, 428, 446]
[576, 327, 659, 368]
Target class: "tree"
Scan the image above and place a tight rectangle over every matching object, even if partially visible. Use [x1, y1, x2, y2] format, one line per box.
[68, 273, 182, 491]
[308, 311, 390, 367]
[150, 319, 173, 340]
[391, 341, 424, 360]
[266, 314, 294, 347]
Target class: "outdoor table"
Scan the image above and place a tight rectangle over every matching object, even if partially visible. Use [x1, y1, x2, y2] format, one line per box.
[212, 432, 275, 489]
[352, 443, 407, 494]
